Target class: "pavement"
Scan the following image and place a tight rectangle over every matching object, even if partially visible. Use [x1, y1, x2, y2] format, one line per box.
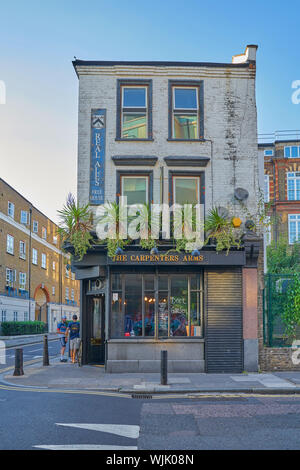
[3, 354, 300, 395]
[0, 333, 60, 348]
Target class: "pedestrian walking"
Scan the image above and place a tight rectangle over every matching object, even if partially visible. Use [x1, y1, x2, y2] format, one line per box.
[57, 316, 68, 362]
[67, 315, 80, 364]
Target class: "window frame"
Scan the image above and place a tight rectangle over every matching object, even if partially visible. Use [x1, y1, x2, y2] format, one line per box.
[6, 268, 15, 287]
[42, 226, 47, 240]
[116, 170, 153, 205]
[20, 210, 28, 224]
[6, 234, 14, 255]
[19, 272, 26, 290]
[33, 220, 38, 233]
[41, 253, 47, 269]
[19, 240, 26, 260]
[168, 171, 205, 206]
[32, 248, 38, 265]
[264, 149, 274, 157]
[110, 272, 204, 339]
[7, 201, 15, 219]
[116, 79, 153, 141]
[287, 172, 300, 201]
[284, 146, 300, 158]
[173, 175, 201, 206]
[288, 214, 300, 244]
[168, 80, 204, 141]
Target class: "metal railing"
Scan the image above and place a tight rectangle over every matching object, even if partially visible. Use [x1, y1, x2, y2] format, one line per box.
[258, 130, 300, 144]
[263, 273, 297, 347]
[1, 286, 29, 299]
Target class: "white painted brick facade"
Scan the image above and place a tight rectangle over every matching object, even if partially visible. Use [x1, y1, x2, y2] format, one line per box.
[75, 51, 259, 221]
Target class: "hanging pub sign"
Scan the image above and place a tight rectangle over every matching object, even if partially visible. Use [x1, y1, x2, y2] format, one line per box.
[90, 109, 106, 204]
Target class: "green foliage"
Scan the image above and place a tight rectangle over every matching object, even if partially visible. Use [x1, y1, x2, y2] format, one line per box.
[1, 321, 47, 336]
[98, 201, 130, 258]
[267, 237, 300, 274]
[57, 193, 94, 260]
[237, 190, 274, 236]
[136, 203, 158, 251]
[204, 207, 242, 254]
[282, 275, 300, 338]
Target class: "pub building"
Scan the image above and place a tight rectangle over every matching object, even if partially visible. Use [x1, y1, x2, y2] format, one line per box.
[70, 45, 263, 373]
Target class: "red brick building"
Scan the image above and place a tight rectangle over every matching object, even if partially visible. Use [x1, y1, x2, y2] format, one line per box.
[259, 133, 300, 245]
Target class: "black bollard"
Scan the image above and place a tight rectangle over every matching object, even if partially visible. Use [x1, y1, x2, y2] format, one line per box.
[43, 335, 49, 366]
[13, 348, 24, 376]
[161, 350, 168, 385]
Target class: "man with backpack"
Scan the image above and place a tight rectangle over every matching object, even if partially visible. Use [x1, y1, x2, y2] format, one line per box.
[67, 314, 80, 363]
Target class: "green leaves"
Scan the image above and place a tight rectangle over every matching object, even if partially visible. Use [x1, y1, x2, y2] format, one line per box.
[57, 193, 94, 260]
[267, 237, 300, 274]
[282, 275, 300, 338]
[203, 207, 242, 254]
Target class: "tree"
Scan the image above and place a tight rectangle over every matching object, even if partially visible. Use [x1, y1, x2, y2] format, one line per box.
[267, 237, 300, 273]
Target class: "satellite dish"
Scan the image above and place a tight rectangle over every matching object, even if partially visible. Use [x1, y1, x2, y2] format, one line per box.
[234, 188, 249, 201]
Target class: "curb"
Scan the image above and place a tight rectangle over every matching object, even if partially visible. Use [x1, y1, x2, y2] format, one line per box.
[119, 387, 300, 395]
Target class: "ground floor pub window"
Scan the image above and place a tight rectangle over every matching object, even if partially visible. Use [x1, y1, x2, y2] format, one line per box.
[110, 272, 203, 338]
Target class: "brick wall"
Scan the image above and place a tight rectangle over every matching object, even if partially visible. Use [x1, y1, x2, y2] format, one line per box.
[260, 347, 300, 371]
[77, 63, 259, 220]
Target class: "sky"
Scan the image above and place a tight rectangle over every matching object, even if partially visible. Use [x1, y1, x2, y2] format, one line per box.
[0, 0, 299, 223]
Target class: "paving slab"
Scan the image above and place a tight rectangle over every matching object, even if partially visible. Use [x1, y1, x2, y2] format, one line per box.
[2, 358, 300, 394]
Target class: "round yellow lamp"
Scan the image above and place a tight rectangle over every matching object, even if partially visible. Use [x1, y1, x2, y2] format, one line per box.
[232, 217, 242, 228]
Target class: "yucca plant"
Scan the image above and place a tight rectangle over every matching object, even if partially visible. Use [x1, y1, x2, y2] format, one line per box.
[171, 203, 199, 253]
[204, 207, 242, 254]
[97, 201, 130, 258]
[137, 203, 159, 251]
[57, 193, 94, 260]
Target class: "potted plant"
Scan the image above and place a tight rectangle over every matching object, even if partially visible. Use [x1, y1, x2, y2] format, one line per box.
[204, 207, 242, 254]
[57, 193, 94, 260]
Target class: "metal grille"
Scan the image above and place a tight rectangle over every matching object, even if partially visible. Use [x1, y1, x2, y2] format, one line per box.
[205, 269, 243, 373]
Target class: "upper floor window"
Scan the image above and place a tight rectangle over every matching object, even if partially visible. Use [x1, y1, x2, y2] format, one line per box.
[6, 235, 14, 255]
[19, 272, 26, 290]
[52, 261, 56, 271]
[169, 81, 203, 140]
[33, 220, 38, 233]
[7, 202, 14, 219]
[173, 176, 200, 205]
[65, 265, 70, 278]
[20, 210, 28, 224]
[41, 253, 47, 269]
[285, 146, 300, 158]
[264, 149, 274, 157]
[6, 268, 15, 287]
[65, 288, 69, 300]
[117, 80, 152, 141]
[287, 172, 300, 201]
[289, 214, 300, 244]
[264, 174, 270, 202]
[42, 227, 47, 240]
[121, 175, 149, 205]
[32, 248, 38, 265]
[19, 241, 26, 260]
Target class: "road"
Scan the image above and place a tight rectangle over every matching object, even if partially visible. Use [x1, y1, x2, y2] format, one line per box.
[1, 387, 300, 450]
[0, 339, 61, 370]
